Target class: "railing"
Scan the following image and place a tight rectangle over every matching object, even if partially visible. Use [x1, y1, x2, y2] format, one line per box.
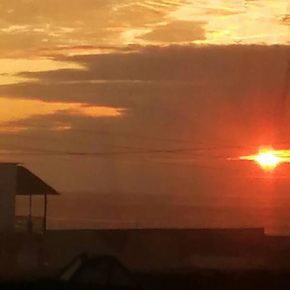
[15, 216, 44, 234]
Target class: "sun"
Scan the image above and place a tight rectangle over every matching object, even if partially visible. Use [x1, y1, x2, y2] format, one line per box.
[238, 148, 290, 170]
[254, 150, 282, 170]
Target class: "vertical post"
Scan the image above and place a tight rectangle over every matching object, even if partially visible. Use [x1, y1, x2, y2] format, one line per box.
[29, 193, 32, 219]
[27, 193, 33, 234]
[43, 192, 47, 233]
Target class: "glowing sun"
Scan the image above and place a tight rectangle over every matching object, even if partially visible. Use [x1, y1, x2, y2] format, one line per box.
[253, 150, 281, 170]
[238, 147, 290, 170]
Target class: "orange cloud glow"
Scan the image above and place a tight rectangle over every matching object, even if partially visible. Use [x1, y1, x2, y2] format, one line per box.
[0, 0, 288, 61]
[0, 58, 84, 85]
[0, 97, 124, 131]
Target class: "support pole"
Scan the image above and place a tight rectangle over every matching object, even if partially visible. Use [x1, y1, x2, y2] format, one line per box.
[27, 193, 33, 233]
[43, 192, 47, 233]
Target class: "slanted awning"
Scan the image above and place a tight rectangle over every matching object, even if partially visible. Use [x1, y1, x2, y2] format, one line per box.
[16, 166, 59, 196]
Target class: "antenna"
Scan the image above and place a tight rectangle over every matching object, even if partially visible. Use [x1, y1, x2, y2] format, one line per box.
[275, 0, 290, 140]
[280, 59, 290, 117]
[274, 57, 290, 144]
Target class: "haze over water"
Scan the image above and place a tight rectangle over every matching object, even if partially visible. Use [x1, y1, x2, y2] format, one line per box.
[15, 188, 290, 236]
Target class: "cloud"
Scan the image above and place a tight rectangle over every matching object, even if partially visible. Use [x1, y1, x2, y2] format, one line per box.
[0, 97, 124, 130]
[0, 0, 287, 58]
[0, 0, 173, 56]
[16, 45, 289, 85]
[0, 45, 289, 148]
[37, 45, 140, 56]
[0, 0, 116, 26]
[140, 21, 205, 43]
[0, 57, 84, 85]
[204, 7, 244, 16]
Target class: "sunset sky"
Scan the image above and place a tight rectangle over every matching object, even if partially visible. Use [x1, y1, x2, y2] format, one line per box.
[3, 0, 290, 230]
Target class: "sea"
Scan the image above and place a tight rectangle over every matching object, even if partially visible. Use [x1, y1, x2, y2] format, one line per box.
[15, 191, 290, 236]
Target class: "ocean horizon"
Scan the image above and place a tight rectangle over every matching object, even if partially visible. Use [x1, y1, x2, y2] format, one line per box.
[14, 191, 290, 236]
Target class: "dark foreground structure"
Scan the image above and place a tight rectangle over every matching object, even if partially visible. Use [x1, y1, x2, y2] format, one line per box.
[1, 228, 290, 289]
[1, 163, 290, 288]
[1, 228, 290, 275]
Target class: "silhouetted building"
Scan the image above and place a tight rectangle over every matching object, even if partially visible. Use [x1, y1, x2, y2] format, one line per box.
[0, 163, 58, 234]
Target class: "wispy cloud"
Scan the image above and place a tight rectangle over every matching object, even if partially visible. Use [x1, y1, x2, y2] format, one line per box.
[0, 58, 84, 85]
[0, 97, 125, 129]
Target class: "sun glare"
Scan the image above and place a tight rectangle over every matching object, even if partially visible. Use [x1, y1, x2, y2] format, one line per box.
[238, 147, 290, 170]
[254, 150, 281, 169]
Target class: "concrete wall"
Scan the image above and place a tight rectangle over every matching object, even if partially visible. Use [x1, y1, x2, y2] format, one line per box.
[3, 228, 290, 280]
[43, 228, 266, 272]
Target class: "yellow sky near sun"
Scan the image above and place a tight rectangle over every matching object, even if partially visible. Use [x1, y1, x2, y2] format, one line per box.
[200, 0, 290, 44]
[115, 0, 290, 46]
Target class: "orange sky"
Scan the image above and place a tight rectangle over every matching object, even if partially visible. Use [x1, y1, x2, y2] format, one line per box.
[1, 0, 290, 129]
[2, 1, 290, 231]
